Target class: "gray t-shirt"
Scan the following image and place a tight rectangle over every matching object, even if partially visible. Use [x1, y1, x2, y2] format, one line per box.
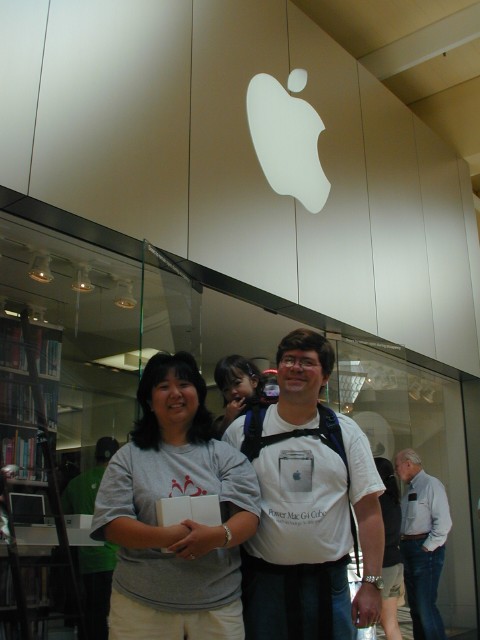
[91, 439, 261, 611]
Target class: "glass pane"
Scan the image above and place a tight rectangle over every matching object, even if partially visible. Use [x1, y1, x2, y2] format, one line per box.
[328, 336, 408, 462]
[0, 211, 143, 478]
[140, 240, 201, 371]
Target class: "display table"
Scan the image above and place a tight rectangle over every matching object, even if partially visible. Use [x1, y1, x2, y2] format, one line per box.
[13, 524, 102, 546]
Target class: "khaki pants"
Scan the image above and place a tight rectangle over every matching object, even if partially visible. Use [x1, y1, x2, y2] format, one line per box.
[109, 588, 244, 640]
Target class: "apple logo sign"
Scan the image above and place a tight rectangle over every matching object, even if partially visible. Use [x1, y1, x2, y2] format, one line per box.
[246, 69, 331, 214]
[293, 470, 302, 481]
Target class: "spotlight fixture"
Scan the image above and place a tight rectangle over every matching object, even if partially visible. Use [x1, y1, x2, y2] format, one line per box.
[28, 253, 54, 283]
[114, 279, 137, 310]
[72, 263, 95, 293]
[422, 386, 435, 404]
[408, 380, 422, 401]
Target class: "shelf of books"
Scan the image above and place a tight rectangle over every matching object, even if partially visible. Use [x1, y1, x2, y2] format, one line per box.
[0, 316, 61, 483]
[0, 315, 63, 640]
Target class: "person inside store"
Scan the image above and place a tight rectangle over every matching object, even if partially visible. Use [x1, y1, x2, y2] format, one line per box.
[61, 436, 120, 640]
[213, 355, 264, 437]
[223, 328, 385, 640]
[374, 457, 404, 640]
[395, 448, 452, 640]
[90, 351, 261, 640]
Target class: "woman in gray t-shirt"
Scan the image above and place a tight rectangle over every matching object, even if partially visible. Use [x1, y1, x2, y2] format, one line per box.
[91, 351, 261, 640]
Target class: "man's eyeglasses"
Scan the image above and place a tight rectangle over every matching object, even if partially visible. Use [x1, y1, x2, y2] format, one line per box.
[279, 356, 321, 370]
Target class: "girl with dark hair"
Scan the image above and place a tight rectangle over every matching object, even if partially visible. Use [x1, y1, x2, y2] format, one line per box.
[213, 355, 264, 436]
[91, 351, 261, 639]
[374, 457, 404, 640]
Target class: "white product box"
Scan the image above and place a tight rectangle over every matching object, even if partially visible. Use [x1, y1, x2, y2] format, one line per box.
[155, 495, 222, 552]
[64, 514, 93, 529]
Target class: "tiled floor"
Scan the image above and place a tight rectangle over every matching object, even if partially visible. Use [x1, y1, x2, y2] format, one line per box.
[375, 607, 477, 639]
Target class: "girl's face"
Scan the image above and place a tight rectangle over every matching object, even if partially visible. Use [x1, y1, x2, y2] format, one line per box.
[223, 371, 258, 403]
[150, 369, 199, 432]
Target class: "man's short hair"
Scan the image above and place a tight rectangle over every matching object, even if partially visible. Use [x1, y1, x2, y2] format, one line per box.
[95, 437, 120, 462]
[398, 448, 422, 466]
[276, 328, 335, 376]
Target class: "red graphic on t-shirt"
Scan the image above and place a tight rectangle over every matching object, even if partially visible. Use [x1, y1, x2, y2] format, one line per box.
[169, 475, 207, 497]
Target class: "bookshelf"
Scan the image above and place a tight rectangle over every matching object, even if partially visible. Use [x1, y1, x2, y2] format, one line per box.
[0, 316, 61, 483]
[0, 313, 81, 640]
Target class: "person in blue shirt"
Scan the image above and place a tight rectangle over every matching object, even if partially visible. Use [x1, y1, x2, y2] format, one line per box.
[395, 448, 452, 640]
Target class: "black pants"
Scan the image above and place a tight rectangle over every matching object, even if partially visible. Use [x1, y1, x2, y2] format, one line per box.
[81, 570, 113, 640]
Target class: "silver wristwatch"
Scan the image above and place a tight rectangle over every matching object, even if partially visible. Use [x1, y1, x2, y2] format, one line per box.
[362, 575, 384, 590]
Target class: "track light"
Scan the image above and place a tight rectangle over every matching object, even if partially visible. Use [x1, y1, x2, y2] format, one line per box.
[114, 279, 137, 310]
[28, 253, 54, 283]
[72, 264, 95, 293]
[422, 386, 435, 403]
[408, 381, 422, 401]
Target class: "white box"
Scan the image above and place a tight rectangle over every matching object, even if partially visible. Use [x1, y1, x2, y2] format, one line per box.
[155, 495, 222, 552]
[64, 514, 93, 529]
[190, 495, 222, 525]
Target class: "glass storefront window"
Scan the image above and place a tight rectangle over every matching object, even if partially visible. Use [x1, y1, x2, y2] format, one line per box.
[0, 211, 476, 635]
[140, 240, 201, 373]
[0, 214, 201, 476]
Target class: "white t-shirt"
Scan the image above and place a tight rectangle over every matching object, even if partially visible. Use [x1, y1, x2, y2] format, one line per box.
[223, 404, 384, 565]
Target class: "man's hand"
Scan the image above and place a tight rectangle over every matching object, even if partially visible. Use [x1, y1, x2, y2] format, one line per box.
[351, 583, 382, 628]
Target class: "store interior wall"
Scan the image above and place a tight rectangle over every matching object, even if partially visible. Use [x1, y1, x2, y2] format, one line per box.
[1, 0, 479, 378]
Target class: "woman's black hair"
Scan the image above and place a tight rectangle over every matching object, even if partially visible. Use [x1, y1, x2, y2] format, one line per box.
[131, 351, 213, 449]
[213, 355, 264, 405]
[374, 457, 400, 504]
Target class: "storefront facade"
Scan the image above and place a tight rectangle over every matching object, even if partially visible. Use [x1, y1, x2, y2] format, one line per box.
[1, 0, 479, 634]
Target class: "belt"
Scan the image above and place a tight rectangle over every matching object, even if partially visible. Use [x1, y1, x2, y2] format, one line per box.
[401, 533, 429, 540]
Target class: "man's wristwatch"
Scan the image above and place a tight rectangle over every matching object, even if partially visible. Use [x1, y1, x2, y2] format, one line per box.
[362, 575, 384, 590]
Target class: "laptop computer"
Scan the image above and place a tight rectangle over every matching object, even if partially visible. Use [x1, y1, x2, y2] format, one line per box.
[8, 492, 46, 525]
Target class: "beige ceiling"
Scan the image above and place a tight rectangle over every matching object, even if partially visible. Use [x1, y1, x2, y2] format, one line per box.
[292, 0, 480, 206]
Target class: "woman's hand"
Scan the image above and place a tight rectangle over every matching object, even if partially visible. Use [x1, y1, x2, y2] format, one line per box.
[167, 509, 259, 561]
[167, 520, 224, 560]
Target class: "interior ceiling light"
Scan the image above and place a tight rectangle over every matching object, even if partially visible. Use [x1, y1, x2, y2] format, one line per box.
[29, 305, 47, 323]
[422, 386, 435, 404]
[408, 380, 422, 401]
[72, 263, 95, 293]
[114, 279, 137, 310]
[28, 253, 54, 283]
[93, 348, 159, 371]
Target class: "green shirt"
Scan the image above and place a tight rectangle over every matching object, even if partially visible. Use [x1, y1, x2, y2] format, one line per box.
[61, 465, 118, 574]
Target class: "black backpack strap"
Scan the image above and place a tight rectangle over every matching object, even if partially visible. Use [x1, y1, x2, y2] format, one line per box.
[240, 404, 266, 462]
[317, 404, 360, 574]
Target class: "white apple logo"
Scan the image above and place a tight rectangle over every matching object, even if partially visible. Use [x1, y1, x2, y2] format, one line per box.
[246, 69, 330, 214]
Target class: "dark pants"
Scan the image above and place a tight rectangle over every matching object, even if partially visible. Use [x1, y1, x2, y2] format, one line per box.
[81, 570, 113, 640]
[241, 554, 356, 640]
[401, 540, 447, 640]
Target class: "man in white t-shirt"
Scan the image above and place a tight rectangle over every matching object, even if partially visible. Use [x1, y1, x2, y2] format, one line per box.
[224, 328, 385, 640]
